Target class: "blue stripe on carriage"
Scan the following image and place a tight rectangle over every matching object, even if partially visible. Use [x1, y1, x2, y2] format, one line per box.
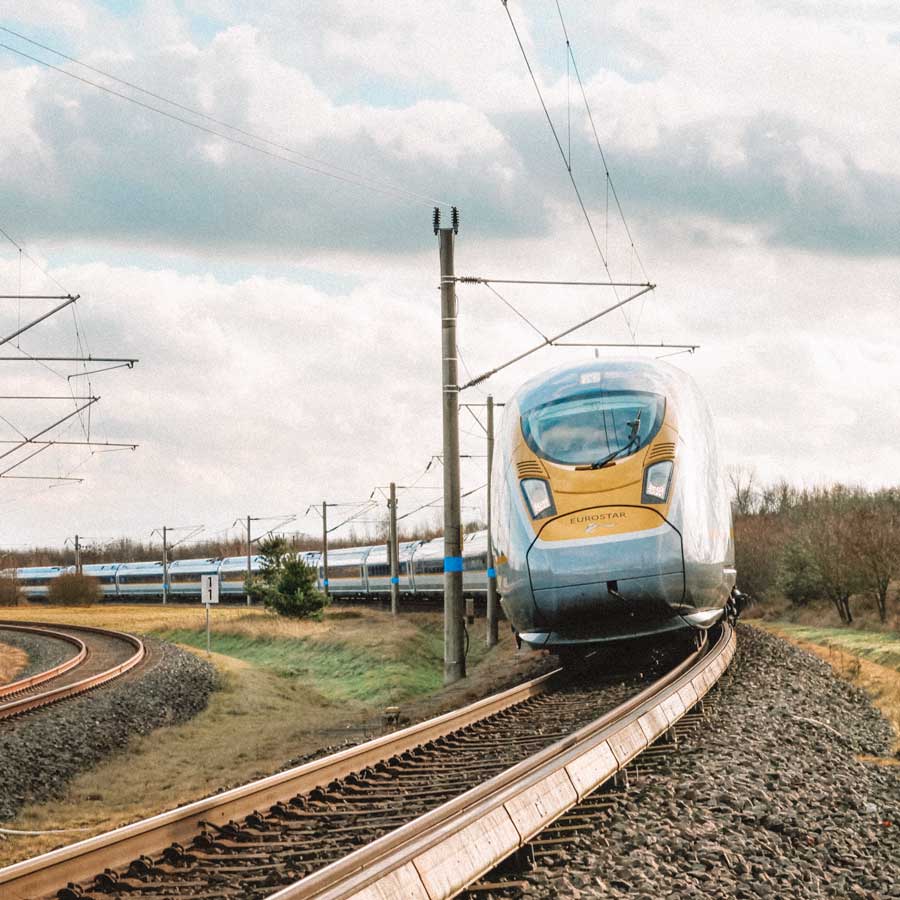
[444, 556, 464, 572]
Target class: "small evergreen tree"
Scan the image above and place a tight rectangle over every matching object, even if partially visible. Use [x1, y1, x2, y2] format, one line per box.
[246, 536, 328, 619]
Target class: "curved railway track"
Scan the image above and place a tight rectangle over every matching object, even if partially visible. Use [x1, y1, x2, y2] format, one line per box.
[0, 622, 145, 720]
[0, 622, 735, 900]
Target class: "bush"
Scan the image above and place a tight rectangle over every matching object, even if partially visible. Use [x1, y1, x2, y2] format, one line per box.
[47, 573, 101, 606]
[0, 576, 24, 607]
[246, 536, 329, 620]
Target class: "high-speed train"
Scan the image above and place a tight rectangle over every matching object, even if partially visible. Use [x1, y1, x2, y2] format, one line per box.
[7, 533, 492, 603]
[492, 358, 736, 649]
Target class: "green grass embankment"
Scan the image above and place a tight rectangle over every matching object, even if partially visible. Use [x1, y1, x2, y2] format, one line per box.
[758, 623, 900, 671]
[151, 621, 487, 706]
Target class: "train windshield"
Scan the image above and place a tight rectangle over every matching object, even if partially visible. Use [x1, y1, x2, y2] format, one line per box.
[521, 390, 664, 466]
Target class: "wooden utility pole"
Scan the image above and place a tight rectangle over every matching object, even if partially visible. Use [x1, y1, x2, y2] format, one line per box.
[321, 501, 329, 596]
[438, 209, 465, 683]
[486, 394, 499, 647]
[388, 481, 399, 615]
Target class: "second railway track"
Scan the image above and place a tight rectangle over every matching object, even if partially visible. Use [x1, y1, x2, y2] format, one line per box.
[0, 622, 735, 900]
[0, 621, 145, 720]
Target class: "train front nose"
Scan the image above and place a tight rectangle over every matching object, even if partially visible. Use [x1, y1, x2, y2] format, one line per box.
[525, 506, 686, 642]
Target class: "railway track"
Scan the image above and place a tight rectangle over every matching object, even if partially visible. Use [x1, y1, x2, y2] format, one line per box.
[0, 621, 734, 900]
[0, 622, 145, 720]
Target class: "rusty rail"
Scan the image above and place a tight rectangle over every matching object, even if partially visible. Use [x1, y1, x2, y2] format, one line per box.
[0, 621, 145, 720]
[270, 622, 736, 900]
[0, 624, 87, 698]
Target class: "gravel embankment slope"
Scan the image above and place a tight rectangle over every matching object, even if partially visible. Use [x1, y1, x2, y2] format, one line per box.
[0, 637, 216, 821]
[537, 625, 899, 899]
[0, 628, 76, 682]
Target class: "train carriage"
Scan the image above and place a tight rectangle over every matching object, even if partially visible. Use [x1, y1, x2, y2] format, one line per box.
[82, 563, 122, 601]
[13, 566, 72, 599]
[320, 546, 371, 596]
[219, 555, 263, 599]
[167, 558, 221, 600]
[115, 561, 165, 601]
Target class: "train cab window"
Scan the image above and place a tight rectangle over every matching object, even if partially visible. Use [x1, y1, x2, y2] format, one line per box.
[521, 390, 664, 466]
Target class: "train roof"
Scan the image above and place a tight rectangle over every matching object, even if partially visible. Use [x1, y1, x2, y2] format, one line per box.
[168, 558, 220, 572]
[82, 563, 122, 573]
[14, 566, 71, 577]
[116, 561, 164, 572]
[513, 358, 700, 415]
[219, 555, 263, 569]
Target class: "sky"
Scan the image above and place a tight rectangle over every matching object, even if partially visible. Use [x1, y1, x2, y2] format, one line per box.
[0, 0, 898, 551]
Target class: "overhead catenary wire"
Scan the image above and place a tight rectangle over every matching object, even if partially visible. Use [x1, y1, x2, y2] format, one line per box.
[499, 0, 639, 341]
[0, 39, 448, 210]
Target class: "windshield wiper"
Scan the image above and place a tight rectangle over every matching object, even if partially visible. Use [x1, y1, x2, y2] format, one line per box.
[590, 410, 642, 469]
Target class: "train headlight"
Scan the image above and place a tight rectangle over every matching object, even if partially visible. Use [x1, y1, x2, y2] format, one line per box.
[521, 478, 556, 519]
[642, 460, 673, 504]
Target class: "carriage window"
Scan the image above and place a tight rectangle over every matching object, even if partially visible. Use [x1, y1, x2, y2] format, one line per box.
[521, 391, 664, 466]
[325, 564, 362, 579]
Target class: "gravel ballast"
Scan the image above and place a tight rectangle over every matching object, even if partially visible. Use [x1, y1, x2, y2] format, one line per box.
[530, 624, 899, 899]
[0, 628, 77, 683]
[0, 637, 216, 821]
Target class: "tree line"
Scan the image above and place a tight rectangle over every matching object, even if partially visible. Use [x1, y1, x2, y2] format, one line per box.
[730, 471, 900, 625]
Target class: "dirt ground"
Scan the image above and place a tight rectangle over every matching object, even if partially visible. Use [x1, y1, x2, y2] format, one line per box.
[0, 606, 551, 866]
[0, 641, 27, 685]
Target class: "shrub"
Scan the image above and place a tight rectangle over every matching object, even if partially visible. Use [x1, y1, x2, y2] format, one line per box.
[47, 573, 101, 606]
[0, 576, 23, 607]
[246, 536, 329, 620]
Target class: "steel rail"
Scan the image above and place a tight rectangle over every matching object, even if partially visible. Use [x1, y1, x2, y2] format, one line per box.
[0, 663, 561, 899]
[271, 623, 736, 900]
[0, 621, 145, 720]
[0, 624, 87, 698]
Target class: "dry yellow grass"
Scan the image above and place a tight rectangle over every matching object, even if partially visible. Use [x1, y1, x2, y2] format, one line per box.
[759, 624, 900, 760]
[0, 641, 27, 685]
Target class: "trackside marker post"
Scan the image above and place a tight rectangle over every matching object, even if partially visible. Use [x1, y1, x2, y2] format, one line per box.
[201, 573, 219, 656]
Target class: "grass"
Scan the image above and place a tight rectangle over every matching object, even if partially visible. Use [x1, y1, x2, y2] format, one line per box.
[757, 623, 900, 670]
[151, 626, 449, 706]
[0, 640, 27, 684]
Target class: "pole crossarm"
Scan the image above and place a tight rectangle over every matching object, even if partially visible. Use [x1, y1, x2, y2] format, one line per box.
[450, 277, 653, 287]
[0, 474, 83, 482]
[0, 356, 138, 363]
[0, 439, 137, 448]
[0, 397, 99, 462]
[554, 341, 699, 350]
[0, 294, 78, 300]
[0, 295, 79, 348]
[459, 283, 655, 390]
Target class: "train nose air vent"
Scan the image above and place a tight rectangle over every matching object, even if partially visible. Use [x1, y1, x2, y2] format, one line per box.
[517, 460, 548, 479]
[645, 442, 676, 463]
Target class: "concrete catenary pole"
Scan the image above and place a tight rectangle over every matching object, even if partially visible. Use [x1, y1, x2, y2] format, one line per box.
[74, 534, 81, 575]
[322, 501, 329, 597]
[438, 211, 465, 683]
[486, 394, 499, 647]
[246, 515, 252, 607]
[388, 481, 399, 615]
[162, 525, 169, 606]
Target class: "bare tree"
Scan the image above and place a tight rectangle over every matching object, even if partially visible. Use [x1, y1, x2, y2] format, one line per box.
[726, 465, 758, 517]
[850, 497, 900, 623]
